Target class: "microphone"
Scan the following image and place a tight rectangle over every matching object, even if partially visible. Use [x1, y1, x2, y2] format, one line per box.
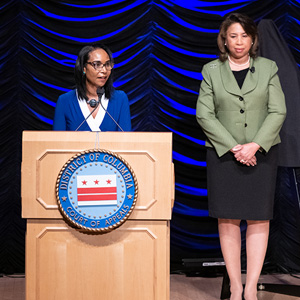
[75, 88, 105, 131]
[96, 86, 105, 99]
[97, 87, 124, 132]
[249, 66, 255, 73]
[86, 98, 98, 108]
[75, 87, 104, 131]
[86, 87, 104, 108]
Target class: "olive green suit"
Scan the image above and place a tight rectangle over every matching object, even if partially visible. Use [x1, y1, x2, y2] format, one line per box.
[196, 57, 286, 157]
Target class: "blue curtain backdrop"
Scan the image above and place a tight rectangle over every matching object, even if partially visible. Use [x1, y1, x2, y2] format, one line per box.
[0, 0, 300, 274]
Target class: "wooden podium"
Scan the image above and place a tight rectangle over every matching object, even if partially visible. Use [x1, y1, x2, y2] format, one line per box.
[22, 131, 174, 300]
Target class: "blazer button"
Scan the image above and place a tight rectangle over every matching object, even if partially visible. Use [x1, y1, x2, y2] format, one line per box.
[245, 123, 248, 127]
[240, 109, 244, 114]
[239, 96, 244, 101]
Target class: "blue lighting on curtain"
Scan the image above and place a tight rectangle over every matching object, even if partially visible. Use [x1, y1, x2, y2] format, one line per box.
[153, 22, 180, 39]
[155, 70, 199, 94]
[26, 11, 148, 42]
[113, 39, 144, 58]
[156, 90, 196, 115]
[160, 0, 256, 16]
[162, 124, 205, 145]
[35, 95, 56, 107]
[114, 79, 131, 88]
[173, 202, 209, 217]
[114, 45, 149, 68]
[0, 1, 12, 10]
[29, 36, 77, 60]
[154, 55, 203, 80]
[0, 62, 6, 70]
[26, 106, 53, 125]
[176, 183, 207, 196]
[291, 16, 300, 25]
[173, 151, 206, 166]
[159, 107, 183, 119]
[172, 221, 219, 238]
[33, 0, 148, 21]
[155, 36, 218, 59]
[171, 234, 220, 250]
[29, 45, 75, 67]
[61, 0, 145, 9]
[33, 76, 71, 92]
[155, 3, 220, 32]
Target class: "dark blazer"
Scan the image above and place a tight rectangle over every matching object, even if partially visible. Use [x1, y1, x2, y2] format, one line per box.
[196, 56, 286, 157]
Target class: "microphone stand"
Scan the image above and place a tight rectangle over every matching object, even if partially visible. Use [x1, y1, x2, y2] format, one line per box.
[97, 87, 124, 132]
[75, 105, 98, 131]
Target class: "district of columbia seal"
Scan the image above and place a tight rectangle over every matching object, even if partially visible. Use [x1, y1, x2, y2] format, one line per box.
[56, 149, 138, 233]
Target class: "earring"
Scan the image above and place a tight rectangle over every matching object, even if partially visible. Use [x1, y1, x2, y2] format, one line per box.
[83, 71, 86, 75]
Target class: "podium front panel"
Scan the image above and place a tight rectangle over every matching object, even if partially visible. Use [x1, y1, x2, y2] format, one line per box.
[26, 219, 170, 300]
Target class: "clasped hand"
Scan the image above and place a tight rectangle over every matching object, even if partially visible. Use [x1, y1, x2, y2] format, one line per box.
[230, 142, 260, 166]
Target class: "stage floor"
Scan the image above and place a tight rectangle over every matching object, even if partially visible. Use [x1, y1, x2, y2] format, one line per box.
[171, 273, 300, 300]
[0, 273, 299, 300]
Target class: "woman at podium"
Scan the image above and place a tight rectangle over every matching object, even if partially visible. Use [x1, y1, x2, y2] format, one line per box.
[53, 44, 131, 131]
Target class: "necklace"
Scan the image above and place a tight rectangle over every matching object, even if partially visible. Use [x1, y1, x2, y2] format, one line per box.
[228, 55, 250, 67]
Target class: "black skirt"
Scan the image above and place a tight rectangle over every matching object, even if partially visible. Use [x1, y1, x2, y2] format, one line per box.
[206, 145, 279, 220]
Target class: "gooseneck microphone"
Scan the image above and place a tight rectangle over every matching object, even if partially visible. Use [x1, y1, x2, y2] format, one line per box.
[86, 87, 104, 108]
[75, 88, 105, 131]
[75, 103, 98, 131]
[86, 98, 98, 108]
[249, 66, 255, 73]
[97, 87, 124, 132]
[96, 87, 105, 100]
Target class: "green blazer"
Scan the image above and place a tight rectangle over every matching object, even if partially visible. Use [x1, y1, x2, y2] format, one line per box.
[196, 57, 286, 157]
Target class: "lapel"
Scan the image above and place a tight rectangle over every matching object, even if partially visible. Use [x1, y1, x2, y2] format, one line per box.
[242, 58, 258, 94]
[220, 57, 258, 96]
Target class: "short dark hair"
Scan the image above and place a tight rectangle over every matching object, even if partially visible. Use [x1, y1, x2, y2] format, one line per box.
[74, 44, 114, 100]
[217, 13, 258, 62]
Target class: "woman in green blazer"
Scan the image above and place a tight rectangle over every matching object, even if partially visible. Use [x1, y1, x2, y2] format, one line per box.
[196, 13, 286, 300]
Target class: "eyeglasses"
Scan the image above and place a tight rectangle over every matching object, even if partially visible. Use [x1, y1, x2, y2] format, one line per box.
[86, 60, 114, 71]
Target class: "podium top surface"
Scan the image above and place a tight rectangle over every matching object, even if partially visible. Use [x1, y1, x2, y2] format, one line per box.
[22, 131, 172, 143]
